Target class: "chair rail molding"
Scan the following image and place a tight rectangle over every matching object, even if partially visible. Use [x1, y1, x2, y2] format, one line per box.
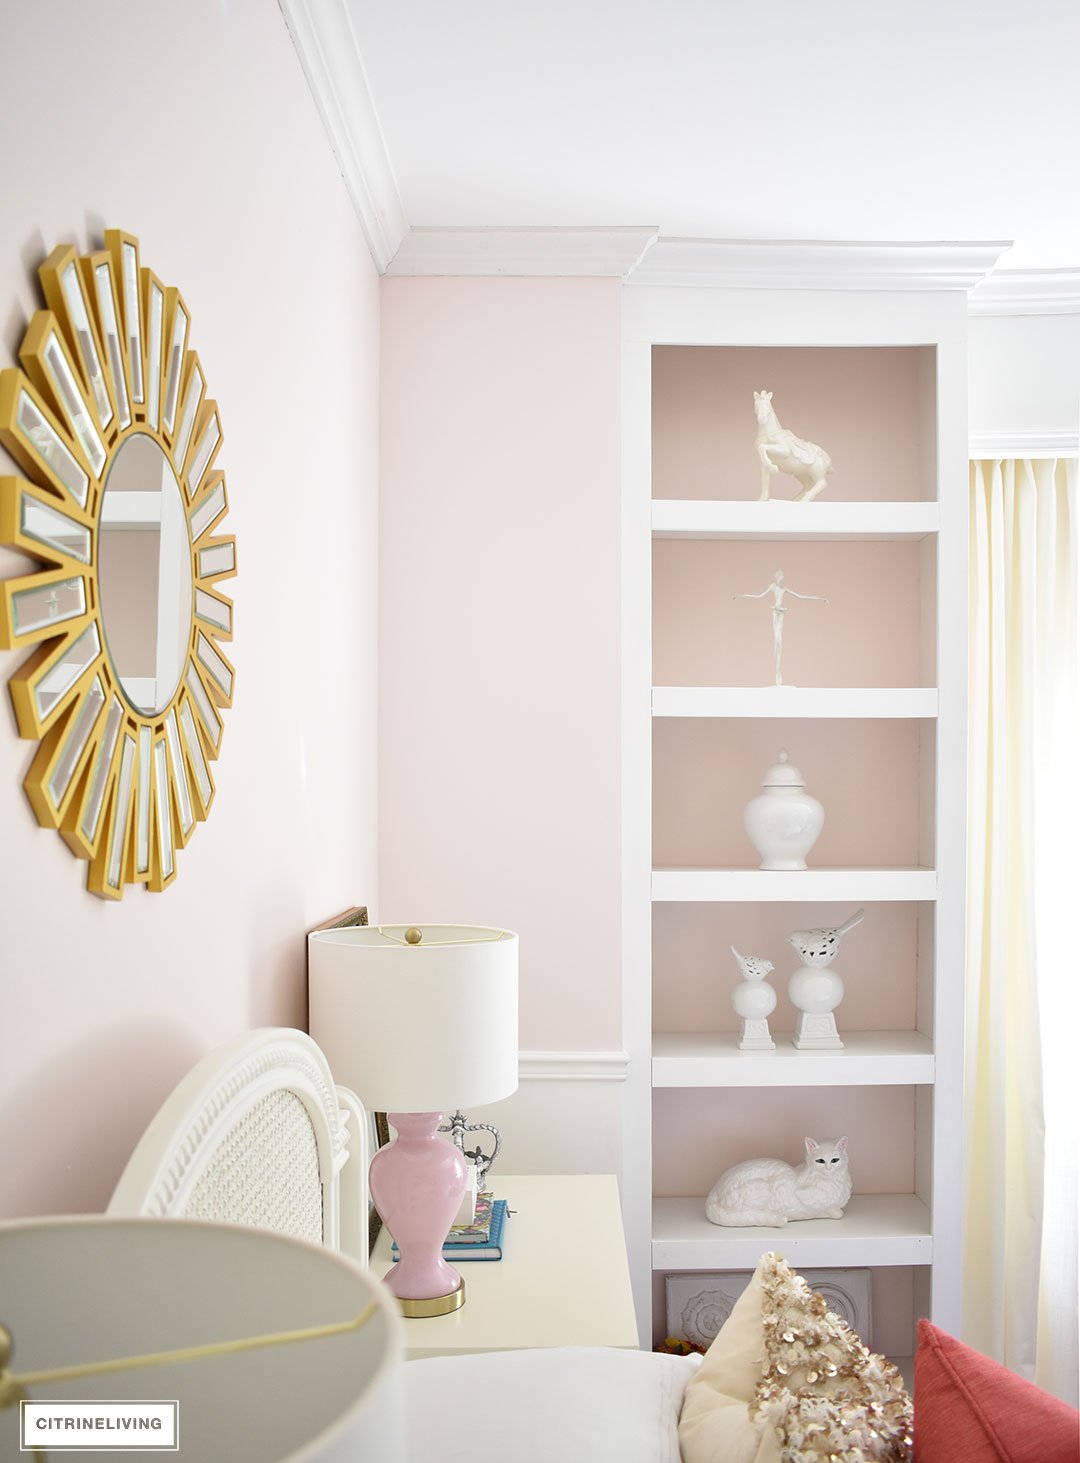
[519, 1051, 630, 1082]
[626, 239, 1011, 292]
[969, 268, 1080, 316]
[278, 0, 407, 271]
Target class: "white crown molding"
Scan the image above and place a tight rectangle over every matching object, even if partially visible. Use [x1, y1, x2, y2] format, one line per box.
[519, 1050, 630, 1082]
[970, 429, 1079, 459]
[626, 238, 1011, 292]
[278, 0, 408, 272]
[969, 268, 1080, 316]
[387, 227, 660, 278]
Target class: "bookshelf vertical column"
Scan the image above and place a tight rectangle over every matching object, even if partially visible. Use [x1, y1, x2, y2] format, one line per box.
[620, 250, 998, 1361]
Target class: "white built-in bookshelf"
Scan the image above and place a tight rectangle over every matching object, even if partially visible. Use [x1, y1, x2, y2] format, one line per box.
[620, 267, 977, 1371]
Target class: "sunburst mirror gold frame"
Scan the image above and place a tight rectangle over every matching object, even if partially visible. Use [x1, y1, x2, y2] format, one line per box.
[0, 231, 235, 899]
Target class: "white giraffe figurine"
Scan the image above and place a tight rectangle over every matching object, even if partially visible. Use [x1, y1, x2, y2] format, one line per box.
[754, 390, 833, 502]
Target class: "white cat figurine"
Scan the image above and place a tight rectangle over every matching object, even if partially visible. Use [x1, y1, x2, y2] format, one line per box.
[705, 1136, 851, 1227]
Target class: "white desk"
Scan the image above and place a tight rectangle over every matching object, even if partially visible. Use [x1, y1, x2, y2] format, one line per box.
[372, 1174, 639, 1361]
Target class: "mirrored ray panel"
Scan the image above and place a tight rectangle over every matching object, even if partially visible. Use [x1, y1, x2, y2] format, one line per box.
[34, 621, 100, 721]
[146, 283, 163, 430]
[173, 364, 202, 472]
[179, 698, 212, 806]
[60, 263, 112, 430]
[165, 707, 193, 836]
[48, 674, 105, 809]
[12, 575, 85, 636]
[189, 480, 225, 541]
[185, 413, 219, 497]
[163, 304, 187, 433]
[197, 541, 234, 577]
[106, 734, 136, 889]
[153, 737, 173, 879]
[136, 723, 151, 874]
[17, 390, 89, 505]
[195, 588, 231, 634]
[80, 694, 123, 842]
[94, 263, 131, 430]
[121, 243, 143, 403]
[196, 633, 231, 698]
[20, 494, 91, 563]
[43, 332, 105, 475]
[185, 662, 220, 749]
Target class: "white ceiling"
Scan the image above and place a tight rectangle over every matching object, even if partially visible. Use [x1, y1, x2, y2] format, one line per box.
[345, 0, 1080, 271]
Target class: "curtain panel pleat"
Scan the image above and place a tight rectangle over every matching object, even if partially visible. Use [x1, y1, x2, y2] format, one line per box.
[964, 457, 1079, 1405]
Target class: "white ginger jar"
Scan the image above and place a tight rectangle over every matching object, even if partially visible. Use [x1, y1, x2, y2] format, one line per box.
[743, 751, 824, 871]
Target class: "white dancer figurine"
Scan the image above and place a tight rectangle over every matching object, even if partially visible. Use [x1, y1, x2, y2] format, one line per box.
[730, 947, 777, 1052]
[706, 1136, 852, 1227]
[754, 390, 833, 501]
[734, 571, 827, 686]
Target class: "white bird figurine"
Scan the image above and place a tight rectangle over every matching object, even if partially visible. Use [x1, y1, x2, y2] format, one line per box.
[730, 946, 775, 981]
[788, 908, 865, 968]
[730, 946, 778, 1051]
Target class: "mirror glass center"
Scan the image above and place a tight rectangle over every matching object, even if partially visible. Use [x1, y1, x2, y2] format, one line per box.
[97, 434, 192, 716]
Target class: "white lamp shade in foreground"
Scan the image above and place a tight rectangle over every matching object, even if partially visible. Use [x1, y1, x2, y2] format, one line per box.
[308, 925, 519, 1113]
[0, 1216, 404, 1462]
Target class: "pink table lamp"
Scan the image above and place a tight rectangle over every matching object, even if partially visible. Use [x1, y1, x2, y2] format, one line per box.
[308, 924, 518, 1317]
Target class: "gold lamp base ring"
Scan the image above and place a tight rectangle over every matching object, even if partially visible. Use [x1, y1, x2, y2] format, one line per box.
[398, 1278, 465, 1319]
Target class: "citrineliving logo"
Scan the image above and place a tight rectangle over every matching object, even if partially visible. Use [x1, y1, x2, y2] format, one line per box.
[20, 1401, 179, 1451]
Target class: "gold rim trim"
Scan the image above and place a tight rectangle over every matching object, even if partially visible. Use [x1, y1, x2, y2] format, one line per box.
[398, 1279, 466, 1318]
[0, 231, 235, 899]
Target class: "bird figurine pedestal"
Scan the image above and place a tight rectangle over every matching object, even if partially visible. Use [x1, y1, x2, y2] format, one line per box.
[791, 1004, 844, 1051]
[738, 1017, 777, 1052]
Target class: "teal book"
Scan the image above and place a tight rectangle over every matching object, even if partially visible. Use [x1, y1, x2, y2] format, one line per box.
[391, 1199, 508, 1263]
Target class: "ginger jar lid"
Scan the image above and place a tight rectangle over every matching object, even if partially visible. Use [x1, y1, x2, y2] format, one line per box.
[761, 750, 805, 787]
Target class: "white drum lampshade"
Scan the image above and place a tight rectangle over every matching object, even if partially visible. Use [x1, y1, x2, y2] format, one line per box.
[308, 924, 519, 1318]
[307, 925, 519, 1113]
[0, 1216, 404, 1462]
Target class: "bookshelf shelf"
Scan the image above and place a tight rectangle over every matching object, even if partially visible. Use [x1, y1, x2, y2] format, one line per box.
[652, 1194, 932, 1271]
[652, 500, 940, 542]
[652, 686, 939, 719]
[651, 867, 937, 902]
[651, 1030, 934, 1088]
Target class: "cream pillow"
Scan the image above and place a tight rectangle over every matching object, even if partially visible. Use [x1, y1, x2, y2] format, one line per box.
[679, 1252, 913, 1463]
[678, 1264, 781, 1463]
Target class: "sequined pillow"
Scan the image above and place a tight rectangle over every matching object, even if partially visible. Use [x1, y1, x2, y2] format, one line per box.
[679, 1252, 913, 1463]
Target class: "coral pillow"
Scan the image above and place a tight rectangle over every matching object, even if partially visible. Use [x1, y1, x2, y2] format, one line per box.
[914, 1320, 1080, 1463]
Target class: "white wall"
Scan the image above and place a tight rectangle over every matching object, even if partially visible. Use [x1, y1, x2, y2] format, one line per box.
[0, 0, 379, 1217]
[969, 312, 1080, 444]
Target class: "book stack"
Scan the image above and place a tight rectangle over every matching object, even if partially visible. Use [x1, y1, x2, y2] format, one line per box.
[391, 1193, 508, 1263]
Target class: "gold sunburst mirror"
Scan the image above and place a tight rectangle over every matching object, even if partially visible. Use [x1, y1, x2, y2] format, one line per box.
[0, 230, 235, 899]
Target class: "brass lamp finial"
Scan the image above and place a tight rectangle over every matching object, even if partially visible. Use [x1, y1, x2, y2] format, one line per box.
[404, 927, 423, 945]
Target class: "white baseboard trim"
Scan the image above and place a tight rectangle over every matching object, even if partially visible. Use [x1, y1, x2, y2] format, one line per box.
[519, 1050, 630, 1082]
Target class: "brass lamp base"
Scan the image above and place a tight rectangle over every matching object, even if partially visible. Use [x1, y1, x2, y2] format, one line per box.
[398, 1278, 465, 1319]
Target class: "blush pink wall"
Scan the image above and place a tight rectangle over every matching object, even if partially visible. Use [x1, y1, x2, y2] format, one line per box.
[378, 277, 623, 1051]
[0, 2, 379, 1217]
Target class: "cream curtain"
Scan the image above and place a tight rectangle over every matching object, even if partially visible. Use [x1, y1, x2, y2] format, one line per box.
[964, 457, 1079, 1405]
